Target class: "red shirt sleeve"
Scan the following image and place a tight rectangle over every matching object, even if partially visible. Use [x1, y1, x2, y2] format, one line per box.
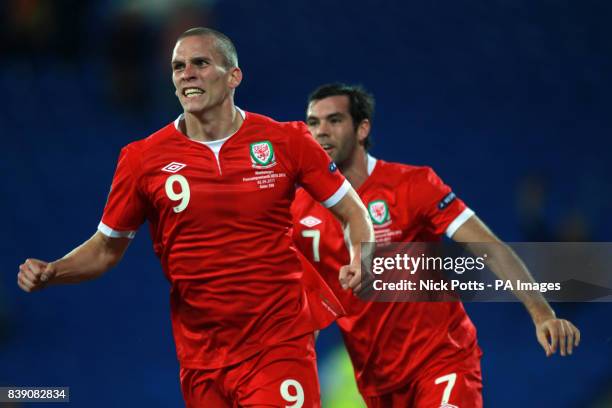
[98, 145, 147, 238]
[290, 122, 349, 207]
[413, 167, 474, 237]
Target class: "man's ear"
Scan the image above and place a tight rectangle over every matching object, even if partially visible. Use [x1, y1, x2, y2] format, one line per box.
[228, 67, 243, 90]
[357, 119, 371, 144]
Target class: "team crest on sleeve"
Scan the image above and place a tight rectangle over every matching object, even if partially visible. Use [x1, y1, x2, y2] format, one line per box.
[162, 162, 187, 173]
[299, 215, 322, 227]
[368, 200, 391, 225]
[250, 141, 277, 169]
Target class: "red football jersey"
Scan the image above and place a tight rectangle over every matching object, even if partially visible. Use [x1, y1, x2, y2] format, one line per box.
[292, 156, 481, 396]
[99, 110, 349, 369]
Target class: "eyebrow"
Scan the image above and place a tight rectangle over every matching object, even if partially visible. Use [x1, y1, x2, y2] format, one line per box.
[307, 111, 346, 121]
[171, 56, 212, 65]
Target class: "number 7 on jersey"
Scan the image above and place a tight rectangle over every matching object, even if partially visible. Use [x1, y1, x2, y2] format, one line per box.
[301, 230, 320, 262]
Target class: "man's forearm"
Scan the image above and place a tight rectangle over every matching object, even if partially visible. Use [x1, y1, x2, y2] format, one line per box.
[50, 232, 129, 284]
[454, 216, 555, 322]
[330, 189, 375, 264]
[343, 210, 375, 263]
[467, 241, 555, 322]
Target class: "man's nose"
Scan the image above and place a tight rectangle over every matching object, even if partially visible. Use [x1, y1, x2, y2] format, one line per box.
[181, 63, 196, 80]
[314, 121, 330, 138]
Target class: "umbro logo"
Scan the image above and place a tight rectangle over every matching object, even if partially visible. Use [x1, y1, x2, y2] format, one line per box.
[300, 216, 322, 228]
[161, 162, 187, 173]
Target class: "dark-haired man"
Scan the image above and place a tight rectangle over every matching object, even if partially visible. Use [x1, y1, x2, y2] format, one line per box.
[18, 30, 374, 407]
[292, 83, 580, 407]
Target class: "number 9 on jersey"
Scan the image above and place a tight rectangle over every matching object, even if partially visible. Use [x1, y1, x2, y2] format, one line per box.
[280, 379, 304, 408]
[165, 175, 191, 213]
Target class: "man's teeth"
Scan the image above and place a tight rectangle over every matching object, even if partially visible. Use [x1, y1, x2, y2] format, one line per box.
[184, 88, 204, 97]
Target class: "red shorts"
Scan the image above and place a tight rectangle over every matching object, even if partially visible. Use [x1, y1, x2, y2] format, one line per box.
[363, 359, 483, 408]
[180, 333, 321, 407]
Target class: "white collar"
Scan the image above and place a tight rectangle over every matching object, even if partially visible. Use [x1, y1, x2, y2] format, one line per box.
[367, 154, 377, 176]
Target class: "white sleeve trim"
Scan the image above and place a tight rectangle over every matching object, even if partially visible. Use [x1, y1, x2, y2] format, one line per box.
[445, 208, 475, 238]
[321, 179, 351, 208]
[98, 222, 137, 239]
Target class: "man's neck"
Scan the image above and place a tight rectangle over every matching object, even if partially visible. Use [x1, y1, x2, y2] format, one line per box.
[182, 101, 243, 142]
[339, 148, 369, 190]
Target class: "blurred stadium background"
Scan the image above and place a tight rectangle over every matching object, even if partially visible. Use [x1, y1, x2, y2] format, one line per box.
[1, 0, 610, 406]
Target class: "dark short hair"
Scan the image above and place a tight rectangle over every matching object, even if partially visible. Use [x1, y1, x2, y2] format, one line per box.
[308, 83, 375, 150]
[177, 27, 238, 68]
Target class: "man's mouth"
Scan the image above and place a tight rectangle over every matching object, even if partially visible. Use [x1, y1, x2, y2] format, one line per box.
[320, 143, 335, 153]
[183, 87, 204, 98]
